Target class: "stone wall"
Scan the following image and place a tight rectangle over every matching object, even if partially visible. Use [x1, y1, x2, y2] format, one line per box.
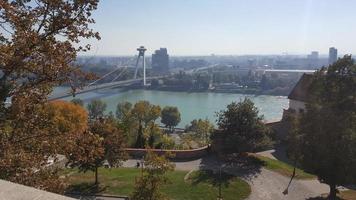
[265, 120, 288, 141]
[125, 146, 209, 160]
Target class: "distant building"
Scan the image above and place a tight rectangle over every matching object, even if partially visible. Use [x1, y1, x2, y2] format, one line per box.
[329, 47, 338, 64]
[306, 51, 320, 69]
[308, 51, 319, 60]
[152, 48, 169, 74]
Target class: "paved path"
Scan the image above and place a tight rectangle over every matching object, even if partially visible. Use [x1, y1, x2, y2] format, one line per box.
[123, 155, 329, 200]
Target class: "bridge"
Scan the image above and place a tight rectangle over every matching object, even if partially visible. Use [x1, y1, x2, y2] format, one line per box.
[49, 76, 161, 100]
[50, 45, 158, 100]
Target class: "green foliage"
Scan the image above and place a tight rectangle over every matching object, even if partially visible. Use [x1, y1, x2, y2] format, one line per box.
[71, 98, 84, 107]
[161, 106, 181, 131]
[186, 118, 214, 146]
[87, 99, 107, 120]
[116, 101, 163, 148]
[288, 55, 356, 200]
[155, 134, 176, 150]
[90, 117, 128, 167]
[131, 151, 175, 200]
[214, 98, 272, 153]
[116, 102, 133, 120]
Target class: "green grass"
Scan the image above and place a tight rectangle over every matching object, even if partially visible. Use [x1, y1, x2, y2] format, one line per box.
[255, 155, 316, 179]
[63, 168, 251, 200]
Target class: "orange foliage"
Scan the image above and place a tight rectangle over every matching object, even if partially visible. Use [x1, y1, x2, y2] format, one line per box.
[49, 100, 88, 134]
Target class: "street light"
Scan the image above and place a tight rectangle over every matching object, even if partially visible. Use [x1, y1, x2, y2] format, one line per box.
[140, 156, 144, 177]
[217, 164, 225, 200]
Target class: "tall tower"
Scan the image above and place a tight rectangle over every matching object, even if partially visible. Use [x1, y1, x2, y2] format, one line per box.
[328, 47, 338, 65]
[152, 48, 169, 74]
[134, 46, 147, 86]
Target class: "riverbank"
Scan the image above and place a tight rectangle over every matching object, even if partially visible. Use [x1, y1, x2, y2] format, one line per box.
[145, 86, 291, 96]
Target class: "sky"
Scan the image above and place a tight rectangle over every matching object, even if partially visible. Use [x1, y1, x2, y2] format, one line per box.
[84, 0, 356, 56]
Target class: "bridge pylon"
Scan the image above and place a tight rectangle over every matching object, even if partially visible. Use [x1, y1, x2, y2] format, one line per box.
[134, 46, 147, 86]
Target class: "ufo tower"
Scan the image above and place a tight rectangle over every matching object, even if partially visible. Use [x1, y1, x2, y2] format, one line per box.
[134, 46, 147, 86]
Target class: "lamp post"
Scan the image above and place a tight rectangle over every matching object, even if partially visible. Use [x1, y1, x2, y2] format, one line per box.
[217, 164, 224, 200]
[140, 156, 144, 177]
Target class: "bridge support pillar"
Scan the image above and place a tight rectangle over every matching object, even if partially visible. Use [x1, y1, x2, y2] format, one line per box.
[134, 46, 147, 86]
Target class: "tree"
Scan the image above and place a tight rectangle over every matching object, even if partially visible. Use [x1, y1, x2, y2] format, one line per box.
[131, 101, 151, 148]
[130, 101, 161, 148]
[186, 118, 214, 146]
[146, 105, 161, 148]
[65, 131, 105, 185]
[69, 117, 127, 185]
[131, 151, 175, 200]
[71, 98, 84, 107]
[47, 101, 104, 186]
[90, 117, 127, 184]
[116, 102, 133, 121]
[214, 98, 272, 153]
[161, 106, 181, 132]
[0, 0, 100, 191]
[288, 55, 356, 200]
[87, 99, 107, 120]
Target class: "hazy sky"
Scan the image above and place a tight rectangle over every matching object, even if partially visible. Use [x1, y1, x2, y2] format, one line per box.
[84, 0, 356, 56]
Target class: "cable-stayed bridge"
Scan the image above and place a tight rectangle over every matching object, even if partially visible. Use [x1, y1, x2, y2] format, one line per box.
[50, 46, 162, 100]
[49, 76, 160, 100]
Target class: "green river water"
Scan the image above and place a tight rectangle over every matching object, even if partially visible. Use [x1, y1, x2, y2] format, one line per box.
[53, 87, 288, 128]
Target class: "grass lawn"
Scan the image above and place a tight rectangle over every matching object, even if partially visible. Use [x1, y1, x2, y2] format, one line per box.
[63, 168, 251, 200]
[254, 154, 316, 179]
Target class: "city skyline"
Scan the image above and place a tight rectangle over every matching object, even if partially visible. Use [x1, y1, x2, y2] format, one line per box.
[82, 0, 356, 56]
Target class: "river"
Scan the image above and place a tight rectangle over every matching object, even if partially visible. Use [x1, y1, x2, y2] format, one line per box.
[53, 87, 289, 128]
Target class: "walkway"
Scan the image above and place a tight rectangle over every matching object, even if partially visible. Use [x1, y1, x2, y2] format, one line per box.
[123, 154, 329, 200]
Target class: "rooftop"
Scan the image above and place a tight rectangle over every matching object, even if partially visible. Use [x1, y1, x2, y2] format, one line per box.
[288, 73, 314, 102]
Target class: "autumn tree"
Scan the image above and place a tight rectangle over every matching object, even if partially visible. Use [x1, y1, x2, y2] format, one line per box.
[68, 116, 127, 185]
[90, 117, 127, 184]
[161, 106, 181, 132]
[146, 105, 161, 148]
[213, 98, 272, 153]
[65, 130, 104, 185]
[49, 100, 88, 132]
[116, 102, 133, 121]
[0, 0, 100, 191]
[116, 101, 167, 148]
[87, 99, 107, 120]
[131, 151, 175, 200]
[186, 118, 214, 146]
[288, 55, 356, 200]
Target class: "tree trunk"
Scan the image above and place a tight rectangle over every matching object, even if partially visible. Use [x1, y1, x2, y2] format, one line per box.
[329, 183, 337, 200]
[95, 166, 99, 185]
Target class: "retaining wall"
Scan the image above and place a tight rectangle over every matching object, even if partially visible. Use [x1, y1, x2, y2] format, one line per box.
[265, 120, 289, 141]
[125, 146, 209, 160]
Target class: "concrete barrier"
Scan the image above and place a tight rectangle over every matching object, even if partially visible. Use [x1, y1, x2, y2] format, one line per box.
[125, 146, 209, 160]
